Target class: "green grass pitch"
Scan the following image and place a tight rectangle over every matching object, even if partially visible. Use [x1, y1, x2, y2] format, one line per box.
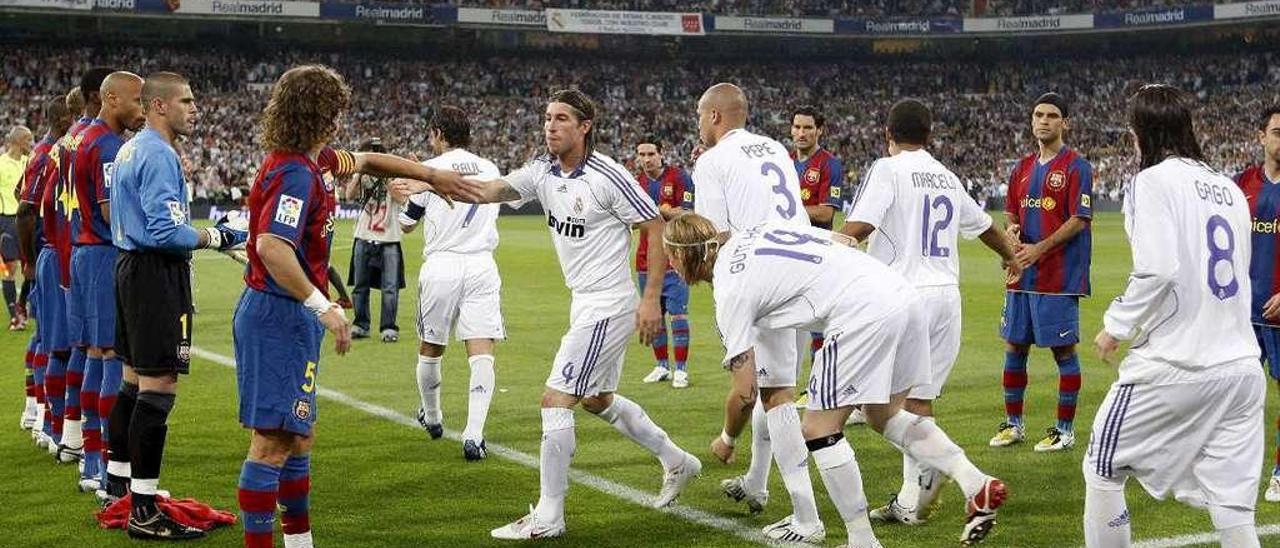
[2, 212, 1278, 547]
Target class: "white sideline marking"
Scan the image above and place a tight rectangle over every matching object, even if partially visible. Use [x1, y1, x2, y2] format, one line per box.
[190, 347, 769, 545]
[1131, 523, 1280, 548]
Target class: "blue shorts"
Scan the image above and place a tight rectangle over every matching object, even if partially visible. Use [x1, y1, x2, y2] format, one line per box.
[1000, 291, 1080, 347]
[1256, 325, 1280, 381]
[35, 247, 69, 353]
[68, 245, 118, 348]
[637, 270, 689, 316]
[233, 288, 323, 437]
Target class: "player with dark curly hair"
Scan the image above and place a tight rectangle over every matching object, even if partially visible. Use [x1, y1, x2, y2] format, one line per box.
[233, 65, 481, 548]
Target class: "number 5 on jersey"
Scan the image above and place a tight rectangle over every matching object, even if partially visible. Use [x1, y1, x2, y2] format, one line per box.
[301, 361, 317, 393]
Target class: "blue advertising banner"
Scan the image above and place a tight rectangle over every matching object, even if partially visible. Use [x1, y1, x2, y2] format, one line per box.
[835, 16, 962, 34]
[1094, 5, 1213, 27]
[318, 2, 443, 24]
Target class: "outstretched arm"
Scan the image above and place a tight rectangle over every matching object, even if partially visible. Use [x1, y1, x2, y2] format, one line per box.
[351, 152, 484, 202]
[394, 177, 521, 205]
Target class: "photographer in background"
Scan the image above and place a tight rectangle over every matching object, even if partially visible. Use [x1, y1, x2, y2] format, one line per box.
[346, 138, 405, 342]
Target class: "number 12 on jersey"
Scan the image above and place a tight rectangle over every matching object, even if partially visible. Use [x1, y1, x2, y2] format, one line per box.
[921, 194, 954, 258]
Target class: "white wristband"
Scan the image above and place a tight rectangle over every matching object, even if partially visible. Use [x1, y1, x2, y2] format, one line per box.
[719, 431, 736, 448]
[303, 289, 336, 317]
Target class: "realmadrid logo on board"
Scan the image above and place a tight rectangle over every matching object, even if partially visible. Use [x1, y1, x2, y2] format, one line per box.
[1047, 170, 1067, 191]
[294, 399, 313, 421]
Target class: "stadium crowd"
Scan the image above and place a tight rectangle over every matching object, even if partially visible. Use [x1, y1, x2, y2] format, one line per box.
[1, 45, 1276, 206]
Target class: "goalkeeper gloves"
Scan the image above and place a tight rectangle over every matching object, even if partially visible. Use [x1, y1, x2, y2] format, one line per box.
[201, 214, 250, 251]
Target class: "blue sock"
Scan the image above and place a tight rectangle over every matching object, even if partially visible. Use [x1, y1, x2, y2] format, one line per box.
[1055, 353, 1082, 434]
[238, 460, 282, 545]
[671, 316, 690, 372]
[651, 320, 669, 370]
[1002, 351, 1029, 428]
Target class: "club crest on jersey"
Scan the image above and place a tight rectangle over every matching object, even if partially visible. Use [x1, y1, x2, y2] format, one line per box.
[805, 168, 820, 183]
[275, 195, 303, 228]
[1047, 170, 1067, 191]
[662, 185, 674, 197]
[574, 196, 584, 214]
[293, 399, 312, 421]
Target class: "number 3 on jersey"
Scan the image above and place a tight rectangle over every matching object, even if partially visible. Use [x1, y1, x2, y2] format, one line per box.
[921, 194, 954, 258]
[1205, 214, 1238, 300]
[762, 162, 796, 219]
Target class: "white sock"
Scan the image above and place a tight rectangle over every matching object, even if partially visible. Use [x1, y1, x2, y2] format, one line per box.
[1083, 481, 1130, 547]
[35, 403, 45, 426]
[463, 355, 496, 441]
[596, 395, 684, 469]
[1218, 524, 1261, 548]
[416, 355, 443, 424]
[61, 418, 83, 448]
[811, 437, 878, 547]
[283, 532, 315, 548]
[107, 459, 131, 478]
[132, 478, 159, 496]
[765, 404, 820, 528]
[882, 410, 985, 497]
[534, 408, 575, 525]
[898, 454, 921, 510]
[1211, 505, 1260, 548]
[745, 401, 772, 495]
[25, 396, 36, 412]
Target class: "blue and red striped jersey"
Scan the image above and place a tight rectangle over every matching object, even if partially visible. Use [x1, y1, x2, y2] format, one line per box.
[70, 118, 123, 246]
[634, 165, 694, 272]
[20, 134, 56, 249]
[1235, 164, 1280, 326]
[50, 116, 91, 286]
[1004, 147, 1093, 295]
[792, 147, 844, 229]
[245, 147, 355, 299]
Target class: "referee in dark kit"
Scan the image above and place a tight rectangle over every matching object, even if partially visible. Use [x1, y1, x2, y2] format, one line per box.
[106, 71, 246, 540]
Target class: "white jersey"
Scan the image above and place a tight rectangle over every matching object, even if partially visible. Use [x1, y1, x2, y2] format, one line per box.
[399, 148, 503, 257]
[713, 222, 913, 365]
[506, 151, 659, 321]
[693, 128, 810, 233]
[1103, 158, 1260, 384]
[352, 187, 405, 243]
[848, 149, 992, 288]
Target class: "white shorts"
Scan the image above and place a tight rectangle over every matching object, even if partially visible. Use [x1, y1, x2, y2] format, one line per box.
[908, 285, 963, 400]
[545, 309, 635, 398]
[754, 327, 805, 389]
[806, 298, 932, 410]
[415, 253, 505, 345]
[1083, 367, 1265, 511]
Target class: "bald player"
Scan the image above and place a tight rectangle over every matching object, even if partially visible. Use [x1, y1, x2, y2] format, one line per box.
[695, 83, 823, 543]
[63, 72, 144, 482]
[1, 125, 33, 330]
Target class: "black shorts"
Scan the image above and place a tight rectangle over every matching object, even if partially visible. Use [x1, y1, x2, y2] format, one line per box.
[115, 251, 192, 377]
[0, 215, 18, 262]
